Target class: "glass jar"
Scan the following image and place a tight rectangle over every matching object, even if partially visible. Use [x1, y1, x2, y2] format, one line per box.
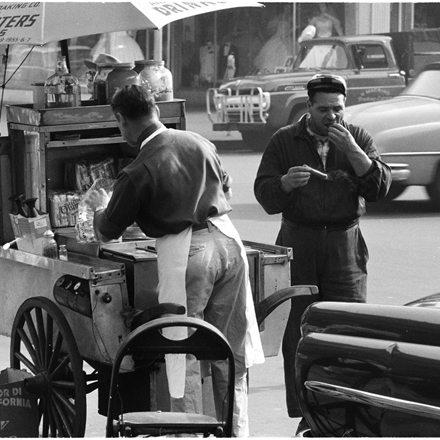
[44, 56, 81, 108]
[42, 230, 58, 259]
[59, 244, 68, 261]
[106, 63, 139, 103]
[138, 60, 173, 101]
[93, 63, 114, 105]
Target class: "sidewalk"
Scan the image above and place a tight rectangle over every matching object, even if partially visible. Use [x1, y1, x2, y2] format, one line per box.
[185, 104, 248, 151]
[0, 333, 300, 437]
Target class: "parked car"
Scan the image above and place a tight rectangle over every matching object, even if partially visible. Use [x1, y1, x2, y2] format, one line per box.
[345, 62, 440, 206]
[296, 292, 440, 437]
[207, 35, 408, 152]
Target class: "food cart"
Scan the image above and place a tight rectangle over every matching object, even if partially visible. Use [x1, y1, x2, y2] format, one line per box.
[0, 101, 310, 437]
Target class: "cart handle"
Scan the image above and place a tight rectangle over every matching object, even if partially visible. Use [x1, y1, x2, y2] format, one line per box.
[255, 285, 318, 327]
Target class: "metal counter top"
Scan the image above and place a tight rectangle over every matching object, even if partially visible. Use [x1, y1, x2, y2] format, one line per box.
[0, 247, 124, 281]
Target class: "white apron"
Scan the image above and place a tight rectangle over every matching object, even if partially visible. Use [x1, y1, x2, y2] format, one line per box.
[156, 214, 265, 398]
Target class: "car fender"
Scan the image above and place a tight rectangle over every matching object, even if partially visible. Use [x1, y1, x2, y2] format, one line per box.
[374, 122, 440, 186]
[265, 90, 308, 128]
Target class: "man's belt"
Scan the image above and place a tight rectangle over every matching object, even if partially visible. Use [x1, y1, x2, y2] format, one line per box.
[282, 217, 359, 231]
[192, 221, 209, 232]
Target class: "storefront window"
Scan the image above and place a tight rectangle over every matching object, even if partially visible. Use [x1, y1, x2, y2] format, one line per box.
[176, 2, 348, 89]
[414, 3, 440, 28]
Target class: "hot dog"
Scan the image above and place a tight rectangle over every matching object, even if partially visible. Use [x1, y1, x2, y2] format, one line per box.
[303, 164, 328, 180]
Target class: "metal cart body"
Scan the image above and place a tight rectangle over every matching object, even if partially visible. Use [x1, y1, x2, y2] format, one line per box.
[0, 100, 299, 436]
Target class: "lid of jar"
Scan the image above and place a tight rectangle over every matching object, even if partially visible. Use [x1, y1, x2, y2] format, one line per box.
[111, 62, 134, 69]
[43, 229, 54, 237]
[142, 60, 165, 66]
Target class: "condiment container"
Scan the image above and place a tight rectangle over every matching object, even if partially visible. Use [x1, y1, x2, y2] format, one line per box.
[59, 244, 68, 261]
[106, 63, 139, 103]
[42, 230, 58, 259]
[138, 60, 173, 101]
[44, 56, 81, 108]
[93, 63, 114, 105]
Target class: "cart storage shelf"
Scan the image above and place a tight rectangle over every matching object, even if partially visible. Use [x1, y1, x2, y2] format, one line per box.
[6, 100, 186, 216]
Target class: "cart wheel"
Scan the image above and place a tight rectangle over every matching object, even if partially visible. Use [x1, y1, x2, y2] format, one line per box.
[10, 296, 87, 437]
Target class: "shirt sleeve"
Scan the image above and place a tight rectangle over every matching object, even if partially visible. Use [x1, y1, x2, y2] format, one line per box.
[94, 172, 141, 240]
[353, 126, 392, 202]
[254, 132, 296, 215]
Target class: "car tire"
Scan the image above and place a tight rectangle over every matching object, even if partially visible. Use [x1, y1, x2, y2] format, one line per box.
[386, 183, 406, 200]
[241, 131, 272, 152]
[426, 164, 440, 208]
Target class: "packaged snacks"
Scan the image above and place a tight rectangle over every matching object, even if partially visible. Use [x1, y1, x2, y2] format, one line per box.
[76, 178, 114, 243]
[48, 190, 81, 228]
[64, 157, 116, 192]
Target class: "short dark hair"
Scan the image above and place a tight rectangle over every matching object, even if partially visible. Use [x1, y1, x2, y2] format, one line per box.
[110, 85, 155, 120]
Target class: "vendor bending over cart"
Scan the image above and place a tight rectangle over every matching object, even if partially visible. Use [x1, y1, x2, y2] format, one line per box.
[85, 84, 264, 437]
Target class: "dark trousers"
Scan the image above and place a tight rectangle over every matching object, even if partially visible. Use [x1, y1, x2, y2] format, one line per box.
[276, 219, 368, 418]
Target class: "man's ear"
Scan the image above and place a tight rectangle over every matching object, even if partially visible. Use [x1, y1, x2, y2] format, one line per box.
[154, 104, 161, 119]
[115, 112, 127, 126]
[306, 98, 312, 111]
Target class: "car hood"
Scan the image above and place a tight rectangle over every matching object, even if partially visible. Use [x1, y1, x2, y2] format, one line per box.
[220, 69, 324, 93]
[405, 292, 440, 308]
[345, 95, 440, 137]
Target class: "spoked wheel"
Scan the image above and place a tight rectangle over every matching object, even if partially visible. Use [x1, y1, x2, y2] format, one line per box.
[10, 296, 87, 437]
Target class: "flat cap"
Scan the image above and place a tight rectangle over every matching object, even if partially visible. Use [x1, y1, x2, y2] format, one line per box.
[307, 74, 347, 96]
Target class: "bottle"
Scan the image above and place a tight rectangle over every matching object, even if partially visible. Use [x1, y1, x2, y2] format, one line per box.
[106, 63, 139, 103]
[93, 63, 114, 105]
[23, 198, 39, 218]
[44, 56, 81, 108]
[138, 60, 173, 101]
[59, 244, 68, 261]
[10, 194, 28, 217]
[42, 230, 58, 258]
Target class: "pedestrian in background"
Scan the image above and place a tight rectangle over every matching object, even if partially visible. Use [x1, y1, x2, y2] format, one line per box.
[86, 85, 264, 436]
[254, 73, 391, 434]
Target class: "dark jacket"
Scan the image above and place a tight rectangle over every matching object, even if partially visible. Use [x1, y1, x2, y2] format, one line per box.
[254, 117, 391, 224]
[97, 127, 231, 238]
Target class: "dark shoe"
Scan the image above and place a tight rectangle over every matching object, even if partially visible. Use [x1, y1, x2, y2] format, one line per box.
[295, 417, 310, 436]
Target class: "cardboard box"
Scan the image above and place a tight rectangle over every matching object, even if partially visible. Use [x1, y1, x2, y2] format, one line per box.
[9, 213, 51, 255]
[0, 368, 39, 437]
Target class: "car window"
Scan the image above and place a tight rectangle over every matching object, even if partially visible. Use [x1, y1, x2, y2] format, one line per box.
[295, 44, 348, 70]
[403, 69, 440, 99]
[352, 44, 388, 69]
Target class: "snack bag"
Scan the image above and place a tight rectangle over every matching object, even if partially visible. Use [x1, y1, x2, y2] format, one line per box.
[75, 178, 114, 243]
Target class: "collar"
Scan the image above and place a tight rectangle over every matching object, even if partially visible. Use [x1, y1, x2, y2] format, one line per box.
[137, 122, 166, 150]
[306, 115, 329, 142]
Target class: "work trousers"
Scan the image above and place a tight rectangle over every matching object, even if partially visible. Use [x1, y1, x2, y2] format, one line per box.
[170, 223, 249, 437]
[276, 219, 368, 418]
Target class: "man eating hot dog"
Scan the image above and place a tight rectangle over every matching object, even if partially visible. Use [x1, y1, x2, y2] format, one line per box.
[253, 73, 392, 435]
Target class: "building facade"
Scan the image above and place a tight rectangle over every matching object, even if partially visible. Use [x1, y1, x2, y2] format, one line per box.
[143, 2, 440, 102]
